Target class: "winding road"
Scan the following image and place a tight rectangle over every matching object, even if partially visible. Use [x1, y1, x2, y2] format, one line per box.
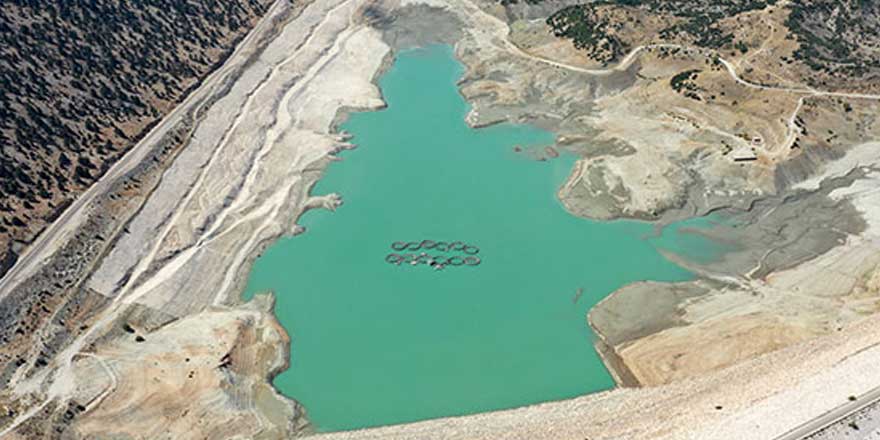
[455, 0, 880, 163]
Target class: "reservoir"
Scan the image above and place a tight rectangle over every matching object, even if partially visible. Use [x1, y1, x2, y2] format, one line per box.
[243, 45, 718, 431]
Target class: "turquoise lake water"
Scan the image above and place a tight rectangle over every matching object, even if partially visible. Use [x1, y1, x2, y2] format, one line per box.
[243, 45, 720, 431]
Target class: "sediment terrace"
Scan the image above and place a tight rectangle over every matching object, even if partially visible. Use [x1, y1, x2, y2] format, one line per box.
[1, 0, 880, 438]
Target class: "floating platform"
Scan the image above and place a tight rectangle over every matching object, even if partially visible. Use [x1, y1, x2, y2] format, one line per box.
[390, 240, 479, 254]
[385, 240, 482, 270]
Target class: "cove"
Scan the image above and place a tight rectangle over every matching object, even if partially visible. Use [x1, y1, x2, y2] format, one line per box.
[243, 44, 718, 431]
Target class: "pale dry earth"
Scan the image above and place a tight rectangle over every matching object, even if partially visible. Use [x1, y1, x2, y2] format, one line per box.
[2, 0, 880, 438]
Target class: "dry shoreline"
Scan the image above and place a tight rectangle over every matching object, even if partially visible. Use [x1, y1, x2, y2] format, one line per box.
[587, 304, 643, 388]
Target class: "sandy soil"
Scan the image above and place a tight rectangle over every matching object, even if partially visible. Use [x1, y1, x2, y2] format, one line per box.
[69, 295, 307, 439]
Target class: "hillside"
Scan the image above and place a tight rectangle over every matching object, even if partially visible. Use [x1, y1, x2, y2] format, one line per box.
[543, 0, 880, 92]
[0, 0, 273, 276]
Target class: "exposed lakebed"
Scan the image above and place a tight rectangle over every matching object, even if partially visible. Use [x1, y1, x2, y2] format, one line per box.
[243, 45, 721, 431]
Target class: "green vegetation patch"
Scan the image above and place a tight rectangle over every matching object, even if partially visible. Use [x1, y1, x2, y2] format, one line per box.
[786, 0, 880, 76]
[545, 0, 777, 65]
[669, 69, 703, 101]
